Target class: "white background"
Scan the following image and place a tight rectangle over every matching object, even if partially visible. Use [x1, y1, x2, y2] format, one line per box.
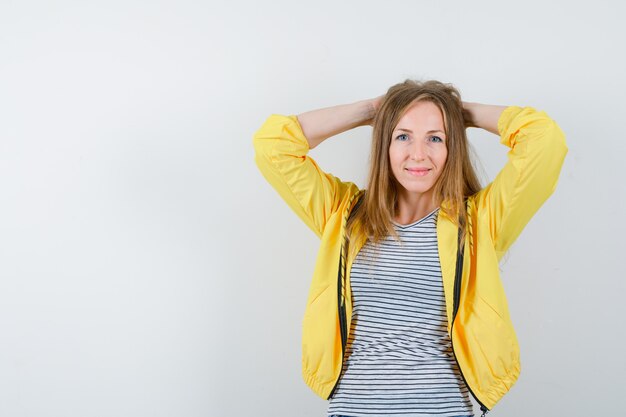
[1, 1, 624, 416]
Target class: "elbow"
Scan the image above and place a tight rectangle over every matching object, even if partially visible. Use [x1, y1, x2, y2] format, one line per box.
[552, 121, 568, 165]
[252, 123, 275, 163]
[531, 121, 568, 200]
[538, 117, 568, 163]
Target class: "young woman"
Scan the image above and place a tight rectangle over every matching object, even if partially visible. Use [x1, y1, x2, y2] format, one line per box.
[252, 80, 567, 417]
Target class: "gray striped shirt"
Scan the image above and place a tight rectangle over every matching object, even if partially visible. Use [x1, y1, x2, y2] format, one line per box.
[327, 208, 473, 417]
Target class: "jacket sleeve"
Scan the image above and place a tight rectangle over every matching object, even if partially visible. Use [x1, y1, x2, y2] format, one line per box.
[252, 114, 359, 239]
[475, 106, 568, 260]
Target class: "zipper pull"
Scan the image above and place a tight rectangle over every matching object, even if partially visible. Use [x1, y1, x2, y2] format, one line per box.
[480, 405, 489, 417]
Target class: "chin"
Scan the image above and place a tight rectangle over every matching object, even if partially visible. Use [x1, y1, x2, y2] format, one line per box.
[399, 185, 436, 195]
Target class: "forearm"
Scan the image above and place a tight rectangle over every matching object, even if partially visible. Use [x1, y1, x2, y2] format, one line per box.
[297, 99, 375, 150]
[462, 102, 508, 136]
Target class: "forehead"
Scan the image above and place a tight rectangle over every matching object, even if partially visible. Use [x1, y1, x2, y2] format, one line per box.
[394, 101, 445, 132]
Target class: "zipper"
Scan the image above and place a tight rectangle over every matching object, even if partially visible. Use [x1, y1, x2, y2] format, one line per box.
[327, 192, 363, 400]
[327, 222, 348, 399]
[328, 194, 489, 416]
[450, 218, 490, 416]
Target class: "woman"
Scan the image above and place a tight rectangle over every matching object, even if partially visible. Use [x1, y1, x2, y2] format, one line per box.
[252, 80, 567, 417]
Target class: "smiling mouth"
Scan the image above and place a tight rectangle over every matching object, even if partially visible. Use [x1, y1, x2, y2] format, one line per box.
[406, 168, 431, 177]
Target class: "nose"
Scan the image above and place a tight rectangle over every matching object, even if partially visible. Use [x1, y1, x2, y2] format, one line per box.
[410, 140, 427, 161]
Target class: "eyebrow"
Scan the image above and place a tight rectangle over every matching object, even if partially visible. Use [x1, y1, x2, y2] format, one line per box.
[395, 128, 445, 135]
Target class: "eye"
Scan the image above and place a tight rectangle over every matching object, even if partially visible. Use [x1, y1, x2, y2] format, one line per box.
[395, 133, 409, 141]
[429, 136, 444, 143]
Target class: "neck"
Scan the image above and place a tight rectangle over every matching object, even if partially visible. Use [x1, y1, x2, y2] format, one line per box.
[393, 190, 437, 225]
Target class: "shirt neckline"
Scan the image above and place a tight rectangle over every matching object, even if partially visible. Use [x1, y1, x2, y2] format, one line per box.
[391, 207, 440, 229]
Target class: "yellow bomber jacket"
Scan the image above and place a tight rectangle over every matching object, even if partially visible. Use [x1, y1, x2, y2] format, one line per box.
[252, 106, 567, 411]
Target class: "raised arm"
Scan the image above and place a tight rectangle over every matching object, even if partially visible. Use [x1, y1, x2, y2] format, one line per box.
[297, 97, 380, 149]
[467, 104, 568, 259]
[462, 102, 509, 135]
[253, 97, 380, 237]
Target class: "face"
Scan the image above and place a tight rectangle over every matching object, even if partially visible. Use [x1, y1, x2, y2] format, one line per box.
[389, 100, 448, 201]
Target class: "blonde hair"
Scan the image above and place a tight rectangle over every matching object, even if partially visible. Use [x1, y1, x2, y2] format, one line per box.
[346, 79, 481, 257]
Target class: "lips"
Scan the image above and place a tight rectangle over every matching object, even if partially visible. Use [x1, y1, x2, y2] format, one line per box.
[406, 168, 431, 177]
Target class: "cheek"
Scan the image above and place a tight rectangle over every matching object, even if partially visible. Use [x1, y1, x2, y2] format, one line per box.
[438, 148, 448, 167]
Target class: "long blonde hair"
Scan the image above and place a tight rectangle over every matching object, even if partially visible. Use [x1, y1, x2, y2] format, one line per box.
[346, 79, 482, 256]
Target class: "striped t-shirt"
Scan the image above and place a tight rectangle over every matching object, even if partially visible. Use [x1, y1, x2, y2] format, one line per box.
[327, 208, 473, 417]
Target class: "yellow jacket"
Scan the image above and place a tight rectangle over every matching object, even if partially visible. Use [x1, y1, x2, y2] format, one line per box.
[252, 106, 567, 410]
